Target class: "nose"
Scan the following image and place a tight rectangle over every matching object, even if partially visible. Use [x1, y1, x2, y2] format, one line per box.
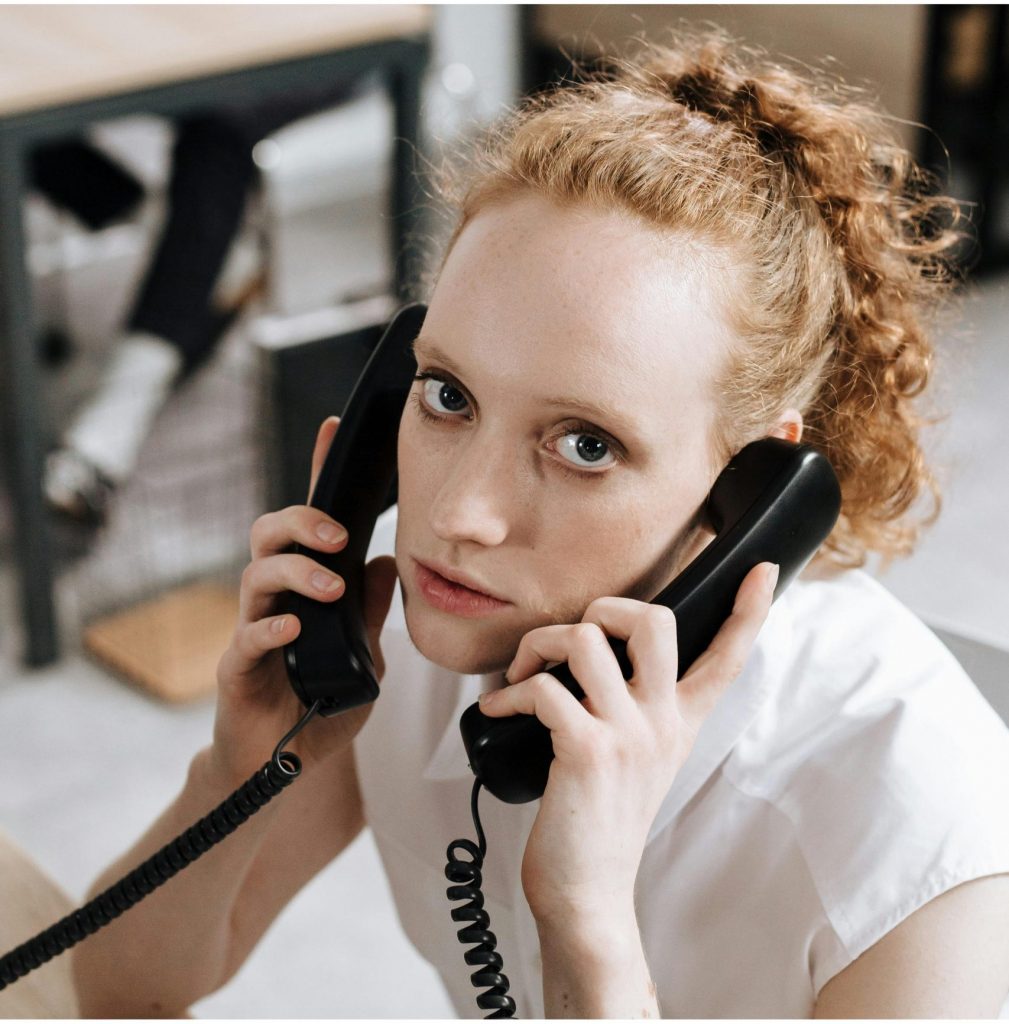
[427, 428, 517, 548]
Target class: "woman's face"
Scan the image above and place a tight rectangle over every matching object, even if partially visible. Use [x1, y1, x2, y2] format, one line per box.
[395, 193, 737, 676]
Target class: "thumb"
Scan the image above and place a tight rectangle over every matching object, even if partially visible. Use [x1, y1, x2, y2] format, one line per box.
[363, 555, 399, 682]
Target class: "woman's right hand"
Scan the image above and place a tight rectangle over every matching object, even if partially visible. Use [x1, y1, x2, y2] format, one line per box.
[208, 415, 399, 787]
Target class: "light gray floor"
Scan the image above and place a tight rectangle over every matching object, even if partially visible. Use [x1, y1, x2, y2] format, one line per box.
[1, 238, 1007, 1018]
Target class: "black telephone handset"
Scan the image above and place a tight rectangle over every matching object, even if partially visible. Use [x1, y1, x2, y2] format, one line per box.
[282, 303, 843, 803]
[283, 302, 426, 717]
[460, 437, 842, 803]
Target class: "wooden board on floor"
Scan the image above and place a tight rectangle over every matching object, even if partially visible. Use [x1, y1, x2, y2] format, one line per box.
[83, 581, 239, 703]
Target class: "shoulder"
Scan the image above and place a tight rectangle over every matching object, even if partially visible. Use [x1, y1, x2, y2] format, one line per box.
[725, 569, 1009, 982]
[736, 566, 1008, 756]
[813, 871, 1009, 1016]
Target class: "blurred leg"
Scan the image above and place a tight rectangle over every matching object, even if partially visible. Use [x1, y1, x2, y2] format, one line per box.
[45, 77, 366, 522]
[128, 76, 366, 372]
[125, 114, 258, 372]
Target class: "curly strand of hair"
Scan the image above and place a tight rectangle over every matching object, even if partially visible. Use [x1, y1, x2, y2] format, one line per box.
[632, 32, 963, 569]
[426, 25, 969, 570]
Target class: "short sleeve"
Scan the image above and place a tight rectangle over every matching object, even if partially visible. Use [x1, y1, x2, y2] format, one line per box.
[785, 658, 1009, 995]
[726, 570, 1009, 998]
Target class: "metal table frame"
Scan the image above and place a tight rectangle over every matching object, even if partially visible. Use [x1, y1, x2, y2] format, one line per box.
[0, 33, 429, 667]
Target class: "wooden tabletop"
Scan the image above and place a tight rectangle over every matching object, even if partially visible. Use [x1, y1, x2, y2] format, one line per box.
[0, 4, 431, 118]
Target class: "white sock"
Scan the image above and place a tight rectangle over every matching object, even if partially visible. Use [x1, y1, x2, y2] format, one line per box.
[64, 332, 183, 483]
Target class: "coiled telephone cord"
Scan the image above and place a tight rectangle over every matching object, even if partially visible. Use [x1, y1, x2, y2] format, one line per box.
[445, 779, 517, 1019]
[0, 700, 321, 992]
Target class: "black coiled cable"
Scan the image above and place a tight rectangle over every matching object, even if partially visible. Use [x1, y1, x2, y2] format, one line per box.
[0, 700, 320, 993]
[445, 779, 517, 1019]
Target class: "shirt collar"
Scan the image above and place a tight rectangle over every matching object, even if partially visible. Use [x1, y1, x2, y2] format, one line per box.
[646, 590, 794, 839]
[422, 669, 505, 782]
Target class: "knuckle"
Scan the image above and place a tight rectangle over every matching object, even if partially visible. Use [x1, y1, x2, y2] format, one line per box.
[584, 595, 613, 619]
[529, 673, 553, 697]
[250, 620, 271, 653]
[240, 561, 258, 590]
[234, 623, 258, 660]
[566, 720, 597, 754]
[249, 512, 273, 549]
[649, 604, 677, 629]
[573, 622, 605, 647]
[583, 729, 617, 766]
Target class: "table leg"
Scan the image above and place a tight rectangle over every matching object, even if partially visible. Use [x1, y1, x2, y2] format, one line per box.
[0, 130, 58, 665]
[388, 43, 427, 300]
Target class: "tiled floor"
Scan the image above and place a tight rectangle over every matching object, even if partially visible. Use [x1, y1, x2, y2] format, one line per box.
[1, 236, 1007, 1017]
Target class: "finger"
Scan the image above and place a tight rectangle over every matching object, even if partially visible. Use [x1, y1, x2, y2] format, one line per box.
[250, 506, 348, 560]
[506, 621, 631, 721]
[677, 562, 778, 727]
[577, 597, 680, 707]
[308, 415, 340, 502]
[226, 613, 303, 678]
[239, 552, 345, 625]
[479, 671, 591, 738]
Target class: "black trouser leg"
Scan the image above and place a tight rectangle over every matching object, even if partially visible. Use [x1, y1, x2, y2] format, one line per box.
[126, 76, 365, 372]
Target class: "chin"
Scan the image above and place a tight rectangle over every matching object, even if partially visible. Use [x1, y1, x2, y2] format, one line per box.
[401, 594, 514, 676]
[405, 618, 512, 676]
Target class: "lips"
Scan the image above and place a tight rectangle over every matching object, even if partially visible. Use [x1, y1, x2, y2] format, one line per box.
[413, 560, 511, 618]
[414, 558, 508, 602]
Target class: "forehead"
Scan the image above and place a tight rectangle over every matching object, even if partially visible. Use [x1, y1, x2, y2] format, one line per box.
[425, 194, 735, 441]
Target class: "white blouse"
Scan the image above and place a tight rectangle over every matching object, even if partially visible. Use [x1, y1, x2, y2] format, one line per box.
[355, 505, 1009, 1017]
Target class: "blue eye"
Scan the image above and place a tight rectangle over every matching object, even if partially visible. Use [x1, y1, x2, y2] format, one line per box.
[415, 376, 467, 415]
[411, 371, 619, 479]
[553, 430, 614, 468]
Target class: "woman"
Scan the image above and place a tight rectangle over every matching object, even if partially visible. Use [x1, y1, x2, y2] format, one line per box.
[72, 29, 1009, 1016]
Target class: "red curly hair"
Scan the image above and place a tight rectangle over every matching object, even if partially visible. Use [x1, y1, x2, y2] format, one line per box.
[425, 26, 967, 570]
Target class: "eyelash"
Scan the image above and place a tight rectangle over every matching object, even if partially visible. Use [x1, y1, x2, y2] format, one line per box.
[410, 371, 621, 481]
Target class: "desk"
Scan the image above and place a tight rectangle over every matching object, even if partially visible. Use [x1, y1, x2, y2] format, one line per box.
[0, 4, 431, 666]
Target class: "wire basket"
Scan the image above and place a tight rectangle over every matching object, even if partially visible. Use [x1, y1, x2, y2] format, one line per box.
[57, 329, 267, 703]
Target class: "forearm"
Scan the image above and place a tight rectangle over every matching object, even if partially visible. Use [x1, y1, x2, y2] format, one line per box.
[537, 904, 660, 1018]
[72, 746, 282, 1016]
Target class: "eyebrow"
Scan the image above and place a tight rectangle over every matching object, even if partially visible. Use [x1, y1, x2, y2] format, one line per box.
[411, 336, 642, 439]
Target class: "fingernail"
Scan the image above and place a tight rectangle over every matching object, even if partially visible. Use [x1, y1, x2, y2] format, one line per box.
[479, 691, 497, 706]
[766, 563, 780, 594]
[312, 570, 342, 592]
[271, 617, 286, 634]
[316, 522, 346, 544]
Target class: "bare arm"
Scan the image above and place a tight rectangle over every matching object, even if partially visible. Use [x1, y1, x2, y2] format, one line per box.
[537, 904, 660, 1018]
[71, 418, 397, 1016]
[814, 873, 1009, 1017]
[537, 874, 1009, 1018]
[72, 742, 364, 1017]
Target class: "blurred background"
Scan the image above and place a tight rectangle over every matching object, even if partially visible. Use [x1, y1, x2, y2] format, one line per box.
[0, 4, 1006, 1017]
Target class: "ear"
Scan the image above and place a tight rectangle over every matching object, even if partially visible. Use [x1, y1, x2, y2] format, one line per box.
[769, 408, 803, 445]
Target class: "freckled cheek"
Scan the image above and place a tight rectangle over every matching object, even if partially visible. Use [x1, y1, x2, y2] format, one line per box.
[396, 421, 447, 496]
[531, 511, 641, 604]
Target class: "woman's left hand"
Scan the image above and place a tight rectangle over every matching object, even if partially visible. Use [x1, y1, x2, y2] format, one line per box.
[478, 560, 779, 928]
